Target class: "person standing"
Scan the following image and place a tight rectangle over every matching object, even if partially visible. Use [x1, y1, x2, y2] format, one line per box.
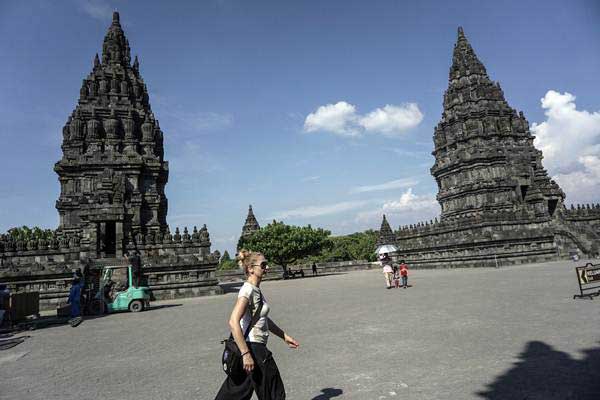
[380, 253, 393, 289]
[67, 277, 82, 325]
[312, 262, 318, 276]
[399, 260, 409, 289]
[215, 249, 299, 400]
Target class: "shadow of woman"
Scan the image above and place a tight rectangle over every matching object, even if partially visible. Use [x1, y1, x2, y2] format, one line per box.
[311, 387, 343, 400]
[477, 341, 600, 399]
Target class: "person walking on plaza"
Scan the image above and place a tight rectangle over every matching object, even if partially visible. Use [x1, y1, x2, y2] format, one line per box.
[312, 262, 318, 276]
[215, 249, 299, 400]
[399, 260, 409, 289]
[380, 253, 393, 289]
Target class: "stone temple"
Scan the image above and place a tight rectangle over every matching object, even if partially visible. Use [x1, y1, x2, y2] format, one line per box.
[238, 205, 261, 249]
[378, 28, 600, 267]
[0, 12, 222, 307]
[55, 11, 169, 258]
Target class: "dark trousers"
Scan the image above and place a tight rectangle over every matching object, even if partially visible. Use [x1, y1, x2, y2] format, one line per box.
[215, 342, 285, 400]
[402, 276, 408, 287]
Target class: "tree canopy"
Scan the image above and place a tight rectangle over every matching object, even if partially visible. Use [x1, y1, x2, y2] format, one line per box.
[5, 226, 53, 241]
[301, 229, 378, 263]
[238, 220, 331, 268]
[218, 250, 238, 270]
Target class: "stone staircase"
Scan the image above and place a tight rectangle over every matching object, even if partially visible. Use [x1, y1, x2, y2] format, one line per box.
[554, 221, 599, 257]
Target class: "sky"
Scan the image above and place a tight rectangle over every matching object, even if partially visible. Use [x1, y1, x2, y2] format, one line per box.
[0, 0, 599, 255]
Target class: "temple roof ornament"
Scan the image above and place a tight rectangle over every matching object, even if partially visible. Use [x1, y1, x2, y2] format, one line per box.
[102, 12, 131, 66]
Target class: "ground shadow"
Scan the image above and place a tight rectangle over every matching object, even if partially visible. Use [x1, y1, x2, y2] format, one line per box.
[477, 341, 600, 399]
[145, 303, 182, 311]
[0, 335, 30, 351]
[311, 387, 343, 400]
[2, 303, 179, 332]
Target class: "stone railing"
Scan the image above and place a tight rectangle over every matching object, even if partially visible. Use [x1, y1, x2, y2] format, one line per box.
[0, 231, 83, 268]
[0, 223, 222, 310]
[124, 225, 212, 257]
[395, 208, 545, 239]
[563, 203, 600, 220]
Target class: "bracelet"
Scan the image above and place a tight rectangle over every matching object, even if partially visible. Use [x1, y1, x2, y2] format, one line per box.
[241, 350, 250, 357]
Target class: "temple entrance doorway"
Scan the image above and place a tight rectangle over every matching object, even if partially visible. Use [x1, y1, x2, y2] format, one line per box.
[98, 221, 117, 257]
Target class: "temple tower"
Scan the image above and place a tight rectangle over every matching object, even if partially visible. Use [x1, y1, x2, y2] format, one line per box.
[241, 205, 260, 238]
[376, 214, 396, 246]
[54, 12, 169, 258]
[431, 28, 564, 222]
[237, 205, 260, 250]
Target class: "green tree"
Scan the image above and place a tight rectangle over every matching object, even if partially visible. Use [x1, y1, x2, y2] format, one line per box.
[239, 220, 331, 269]
[6, 226, 53, 241]
[301, 229, 378, 263]
[218, 250, 238, 270]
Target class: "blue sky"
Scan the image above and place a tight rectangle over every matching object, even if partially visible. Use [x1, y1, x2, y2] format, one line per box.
[1, 0, 599, 254]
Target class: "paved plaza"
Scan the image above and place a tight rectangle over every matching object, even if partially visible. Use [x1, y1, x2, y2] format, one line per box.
[1, 261, 599, 400]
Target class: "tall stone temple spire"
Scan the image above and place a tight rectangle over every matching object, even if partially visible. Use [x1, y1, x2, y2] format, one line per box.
[431, 27, 564, 222]
[54, 11, 169, 258]
[237, 205, 260, 250]
[377, 215, 396, 246]
[241, 205, 260, 238]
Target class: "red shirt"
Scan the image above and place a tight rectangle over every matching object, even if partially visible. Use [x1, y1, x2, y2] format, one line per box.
[400, 264, 408, 276]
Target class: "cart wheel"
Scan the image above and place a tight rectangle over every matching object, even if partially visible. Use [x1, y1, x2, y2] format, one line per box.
[129, 300, 143, 313]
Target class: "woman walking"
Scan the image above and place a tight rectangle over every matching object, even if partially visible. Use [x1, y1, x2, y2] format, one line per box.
[215, 249, 299, 400]
[380, 253, 394, 289]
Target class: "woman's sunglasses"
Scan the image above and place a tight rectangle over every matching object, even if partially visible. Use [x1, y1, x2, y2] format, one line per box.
[252, 261, 269, 269]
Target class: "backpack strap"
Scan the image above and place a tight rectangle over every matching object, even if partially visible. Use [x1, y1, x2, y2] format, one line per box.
[242, 291, 263, 339]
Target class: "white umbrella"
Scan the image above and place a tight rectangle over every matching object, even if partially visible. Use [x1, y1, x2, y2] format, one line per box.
[376, 244, 398, 255]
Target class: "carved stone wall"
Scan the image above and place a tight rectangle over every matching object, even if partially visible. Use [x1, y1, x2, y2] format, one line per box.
[0, 224, 220, 309]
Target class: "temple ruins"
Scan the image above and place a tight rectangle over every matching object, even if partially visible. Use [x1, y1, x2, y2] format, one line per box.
[378, 28, 600, 267]
[0, 12, 222, 308]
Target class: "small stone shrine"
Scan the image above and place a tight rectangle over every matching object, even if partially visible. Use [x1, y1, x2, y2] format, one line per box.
[378, 28, 600, 267]
[0, 12, 222, 308]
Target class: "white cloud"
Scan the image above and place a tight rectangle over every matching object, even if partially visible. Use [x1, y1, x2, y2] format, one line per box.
[271, 200, 370, 220]
[301, 176, 320, 182]
[304, 101, 360, 137]
[79, 0, 113, 21]
[381, 188, 438, 213]
[359, 104, 423, 136]
[350, 178, 418, 194]
[303, 101, 423, 137]
[532, 90, 600, 203]
[354, 189, 439, 225]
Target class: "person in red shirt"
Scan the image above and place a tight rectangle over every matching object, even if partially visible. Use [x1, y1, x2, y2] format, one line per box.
[399, 260, 409, 289]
